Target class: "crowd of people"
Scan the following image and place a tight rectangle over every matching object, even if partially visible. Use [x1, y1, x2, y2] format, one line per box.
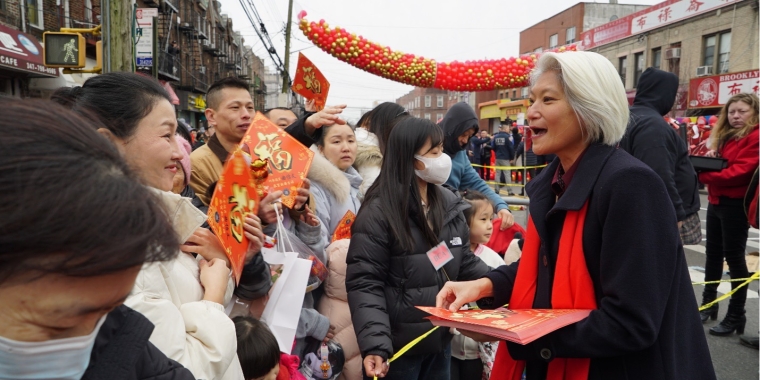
[0, 49, 757, 380]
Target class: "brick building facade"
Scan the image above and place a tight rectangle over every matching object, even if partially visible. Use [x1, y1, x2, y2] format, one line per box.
[587, 0, 758, 116]
[395, 87, 449, 122]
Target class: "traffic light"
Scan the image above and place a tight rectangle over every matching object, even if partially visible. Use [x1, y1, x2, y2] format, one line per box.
[43, 32, 86, 68]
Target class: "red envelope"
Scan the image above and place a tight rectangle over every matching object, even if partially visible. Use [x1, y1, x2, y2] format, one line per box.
[331, 210, 355, 242]
[292, 53, 330, 111]
[240, 112, 314, 209]
[207, 150, 260, 284]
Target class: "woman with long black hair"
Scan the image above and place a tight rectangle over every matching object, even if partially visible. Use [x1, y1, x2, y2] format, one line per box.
[346, 117, 489, 380]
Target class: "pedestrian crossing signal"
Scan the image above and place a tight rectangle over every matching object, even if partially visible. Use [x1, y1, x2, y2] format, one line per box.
[43, 32, 86, 68]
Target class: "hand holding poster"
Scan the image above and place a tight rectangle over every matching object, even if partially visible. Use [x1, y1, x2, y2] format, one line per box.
[292, 53, 330, 111]
[240, 112, 314, 209]
[207, 150, 260, 284]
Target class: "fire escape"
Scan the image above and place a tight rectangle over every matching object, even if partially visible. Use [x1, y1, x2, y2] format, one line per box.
[177, 0, 208, 93]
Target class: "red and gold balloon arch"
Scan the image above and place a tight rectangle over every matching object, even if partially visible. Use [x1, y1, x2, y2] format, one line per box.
[298, 13, 577, 91]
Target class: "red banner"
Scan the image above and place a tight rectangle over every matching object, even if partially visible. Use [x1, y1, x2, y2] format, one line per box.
[580, 0, 741, 50]
[688, 69, 760, 109]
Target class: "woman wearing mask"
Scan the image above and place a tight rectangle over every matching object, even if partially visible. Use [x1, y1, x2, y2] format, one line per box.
[0, 100, 193, 380]
[439, 103, 514, 230]
[309, 123, 363, 247]
[435, 51, 714, 380]
[698, 93, 759, 336]
[346, 118, 490, 380]
[52, 72, 264, 380]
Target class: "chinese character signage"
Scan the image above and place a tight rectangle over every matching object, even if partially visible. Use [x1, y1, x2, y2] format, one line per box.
[688, 70, 760, 109]
[580, 0, 740, 50]
[207, 150, 260, 285]
[292, 53, 330, 111]
[240, 112, 314, 209]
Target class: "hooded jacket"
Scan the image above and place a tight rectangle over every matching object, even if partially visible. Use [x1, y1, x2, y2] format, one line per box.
[346, 187, 490, 361]
[125, 189, 242, 380]
[308, 145, 363, 248]
[82, 305, 195, 380]
[620, 68, 700, 221]
[440, 103, 509, 212]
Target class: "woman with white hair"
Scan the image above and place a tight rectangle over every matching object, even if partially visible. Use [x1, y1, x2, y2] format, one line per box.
[435, 51, 715, 380]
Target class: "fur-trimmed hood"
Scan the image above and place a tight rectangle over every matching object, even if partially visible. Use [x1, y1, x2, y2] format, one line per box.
[307, 145, 362, 204]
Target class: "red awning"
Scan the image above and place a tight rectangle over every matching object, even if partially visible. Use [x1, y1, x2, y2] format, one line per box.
[161, 80, 180, 105]
[0, 24, 58, 77]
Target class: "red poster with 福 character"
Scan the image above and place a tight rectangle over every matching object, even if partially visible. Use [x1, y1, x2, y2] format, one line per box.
[240, 112, 314, 209]
[292, 53, 330, 111]
[207, 150, 260, 285]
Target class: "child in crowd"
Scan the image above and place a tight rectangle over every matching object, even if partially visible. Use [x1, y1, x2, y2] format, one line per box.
[233, 316, 283, 380]
[450, 190, 518, 380]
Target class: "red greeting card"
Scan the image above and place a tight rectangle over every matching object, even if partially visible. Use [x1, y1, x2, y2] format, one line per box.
[292, 53, 330, 111]
[331, 210, 355, 242]
[417, 306, 591, 345]
[240, 112, 314, 209]
[207, 150, 260, 284]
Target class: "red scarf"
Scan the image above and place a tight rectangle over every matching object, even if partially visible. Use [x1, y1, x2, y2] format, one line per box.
[491, 202, 597, 380]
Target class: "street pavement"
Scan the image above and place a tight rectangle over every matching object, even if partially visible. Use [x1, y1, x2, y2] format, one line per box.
[501, 189, 760, 379]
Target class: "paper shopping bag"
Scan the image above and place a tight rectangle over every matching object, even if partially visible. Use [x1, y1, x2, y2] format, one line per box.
[260, 248, 312, 354]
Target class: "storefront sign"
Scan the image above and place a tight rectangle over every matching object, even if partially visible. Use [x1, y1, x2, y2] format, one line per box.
[0, 24, 57, 77]
[581, 0, 741, 50]
[191, 94, 206, 110]
[135, 8, 158, 68]
[688, 69, 759, 109]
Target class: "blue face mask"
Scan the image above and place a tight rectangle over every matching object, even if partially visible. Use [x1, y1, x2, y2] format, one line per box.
[0, 314, 107, 380]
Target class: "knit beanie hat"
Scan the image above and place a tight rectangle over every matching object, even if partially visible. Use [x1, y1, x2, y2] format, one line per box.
[176, 135, 192, 186]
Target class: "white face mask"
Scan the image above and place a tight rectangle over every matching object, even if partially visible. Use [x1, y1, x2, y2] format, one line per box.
[0, 314, 107, 380]
[414, 154, 453, 185]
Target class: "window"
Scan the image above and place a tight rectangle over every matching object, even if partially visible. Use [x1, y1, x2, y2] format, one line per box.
[415, 97, 420, 108]
[425, 95, 431, 107]
[533, 47, 543, 53]
[618, 56, 627, 86]
[718, 32, 731, 73]
[521, 87, 529, 98]
[566, 27, 576, 44]
[512, 90, 517, 99]
[651, 48, 661, 70]
[436, 113, 443, 121]
[549, 34, 558, 48]
[424, 113, 431, 120]
[436, 95, 443, 107]
[633, 52, 644, 88]
[26, 0, 44, 28]
[703, 31, 731, 73]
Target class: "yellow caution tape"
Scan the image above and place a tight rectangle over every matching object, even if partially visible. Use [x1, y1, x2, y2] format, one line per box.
[698, 272, 759, 311]
[692, 276, 758, 285]
[471, 163, 548, 170]
[372, 326, 440, 380]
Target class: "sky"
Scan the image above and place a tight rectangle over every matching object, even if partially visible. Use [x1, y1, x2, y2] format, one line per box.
[220, 0, 660, 121]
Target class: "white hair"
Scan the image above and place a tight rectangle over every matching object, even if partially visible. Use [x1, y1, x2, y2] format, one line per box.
[530, 51, 629, 146]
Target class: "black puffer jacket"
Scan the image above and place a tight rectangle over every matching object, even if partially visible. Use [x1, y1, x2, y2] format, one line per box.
[82, 305, 194, 380]
[620, 67, 700, 221]
[346, 186, 490, 360]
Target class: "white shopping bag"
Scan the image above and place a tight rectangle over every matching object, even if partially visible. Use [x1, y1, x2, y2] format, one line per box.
[260, 204, 312, 354]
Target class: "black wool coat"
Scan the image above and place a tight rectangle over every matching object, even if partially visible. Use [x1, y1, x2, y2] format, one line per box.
[346, 186, 490, 360]
[82, 305, 194, 380]
[483, 143, 715, 380]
